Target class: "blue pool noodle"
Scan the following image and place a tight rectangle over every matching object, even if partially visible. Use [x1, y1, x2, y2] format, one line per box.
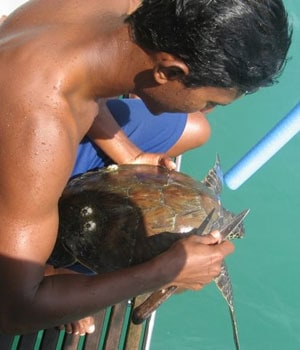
[224, 102, 300, 190]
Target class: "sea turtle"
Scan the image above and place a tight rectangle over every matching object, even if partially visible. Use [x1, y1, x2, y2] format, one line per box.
[49, 157, 249, 350]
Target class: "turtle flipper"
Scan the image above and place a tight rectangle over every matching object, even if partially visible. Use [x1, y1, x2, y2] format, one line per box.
[47, 237, 77, 268]
[215, 262, 240, 350]
[202, 154, 223, 198]
[132, 286, 177, 324]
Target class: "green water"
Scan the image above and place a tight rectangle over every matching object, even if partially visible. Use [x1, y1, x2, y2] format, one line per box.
[151, 1, 300, 349]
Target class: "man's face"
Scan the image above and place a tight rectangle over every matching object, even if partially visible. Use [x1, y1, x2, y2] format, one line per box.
[136, 81, 240, 115]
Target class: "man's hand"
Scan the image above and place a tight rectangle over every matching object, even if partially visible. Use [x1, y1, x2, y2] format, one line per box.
[161, 231, 234, 291]
[128, 152, 176, 170]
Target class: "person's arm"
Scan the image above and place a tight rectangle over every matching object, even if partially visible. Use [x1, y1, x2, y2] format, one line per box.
[166, 110, 211, 157]
[0, 102, 234, 334]
[87, 99, 176, 169]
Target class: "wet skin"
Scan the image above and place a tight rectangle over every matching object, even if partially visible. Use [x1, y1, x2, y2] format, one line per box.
[0, 0, 234, 335]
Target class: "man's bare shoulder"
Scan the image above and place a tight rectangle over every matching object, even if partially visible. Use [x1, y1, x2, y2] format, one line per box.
[0, 25, 101, 136]
[0, 0, 137, 30]
[0, 1, 130, 106]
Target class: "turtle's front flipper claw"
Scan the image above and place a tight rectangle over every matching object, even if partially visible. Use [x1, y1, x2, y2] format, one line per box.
[132, 286, 177, 324]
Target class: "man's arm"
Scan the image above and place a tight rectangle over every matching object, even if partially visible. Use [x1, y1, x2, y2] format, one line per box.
[88, 98, 176, 169]
[0, 104, 233, 334]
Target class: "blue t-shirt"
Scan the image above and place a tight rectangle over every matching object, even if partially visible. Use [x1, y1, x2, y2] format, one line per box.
[71, 98, 187, 177]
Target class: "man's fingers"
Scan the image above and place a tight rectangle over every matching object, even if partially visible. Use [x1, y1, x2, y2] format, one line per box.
[158, 155, 176, 170]
[197, 230, 222, 245]
[193, 232, 235, 257]
[163, 158, 176, 170]
[217, 240, 235, 257]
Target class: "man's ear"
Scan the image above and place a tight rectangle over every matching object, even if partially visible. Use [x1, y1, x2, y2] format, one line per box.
[153, 52, 189, 84]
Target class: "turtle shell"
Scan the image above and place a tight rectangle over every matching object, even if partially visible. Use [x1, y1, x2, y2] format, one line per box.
[52, 163, 239, 273]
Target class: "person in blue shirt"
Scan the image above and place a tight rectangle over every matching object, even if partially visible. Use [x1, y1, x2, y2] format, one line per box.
[72, 97, 211, 177]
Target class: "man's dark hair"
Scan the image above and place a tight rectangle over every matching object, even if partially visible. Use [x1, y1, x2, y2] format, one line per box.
[126, 0, 292, 93]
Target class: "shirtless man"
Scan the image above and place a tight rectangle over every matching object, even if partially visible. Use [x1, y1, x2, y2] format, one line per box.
[0, 0, 291, 336]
